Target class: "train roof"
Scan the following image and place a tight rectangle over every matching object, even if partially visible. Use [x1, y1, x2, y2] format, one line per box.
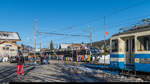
[112, 24, 150, 37]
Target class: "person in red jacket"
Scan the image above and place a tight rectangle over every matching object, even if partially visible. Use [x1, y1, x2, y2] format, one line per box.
[82, 55, 84, 61]
[16, 50, 25, 79]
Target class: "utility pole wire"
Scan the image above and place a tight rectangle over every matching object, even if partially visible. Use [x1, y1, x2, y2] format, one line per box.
[54, 0, 146, 31]
[36, 0, 147, 39]
[108, 0, 146, 17]
[61, 11, 150, 35]
[117, 18, 150, 32]
[37, 32, 90, 38]
[107, 14, 150, 29]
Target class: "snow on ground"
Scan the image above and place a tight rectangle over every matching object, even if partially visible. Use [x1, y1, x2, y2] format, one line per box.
[63, 64, 145, 82]
[93, 69, 144, 82]
[14, 64, 67, 82]
[62, 65, 92, 73]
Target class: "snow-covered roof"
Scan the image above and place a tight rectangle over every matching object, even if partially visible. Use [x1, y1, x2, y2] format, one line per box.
[60, 44, 72, 49]
[0, 31, 21, 41]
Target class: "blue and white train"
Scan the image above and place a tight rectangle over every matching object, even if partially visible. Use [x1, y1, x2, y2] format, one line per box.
[110, 25, 150, 73]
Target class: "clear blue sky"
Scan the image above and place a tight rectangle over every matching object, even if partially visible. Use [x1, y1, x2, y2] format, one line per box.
[0, 0, 150, 48]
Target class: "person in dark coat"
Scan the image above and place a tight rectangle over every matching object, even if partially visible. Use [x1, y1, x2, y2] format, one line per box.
[40, 56, 44, 65]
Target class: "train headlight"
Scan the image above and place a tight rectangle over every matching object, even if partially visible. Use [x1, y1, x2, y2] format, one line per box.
[135, 58, 139, 63]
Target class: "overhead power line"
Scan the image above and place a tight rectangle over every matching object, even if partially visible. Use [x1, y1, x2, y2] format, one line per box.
[36, 0, 147, 37]
[37, 31, 90, 38]
[56, 0, 147, 31]
[108, 0, 147, 17]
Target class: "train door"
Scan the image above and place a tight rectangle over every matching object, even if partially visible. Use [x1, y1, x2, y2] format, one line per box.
[125, 37, 135, 69]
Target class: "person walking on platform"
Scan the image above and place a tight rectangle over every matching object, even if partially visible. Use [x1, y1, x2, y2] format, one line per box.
[46, 54, 49, 64]
[16, 49, 25, 79]
[40, 56, 44, 65]
[49, 54, 51, 64]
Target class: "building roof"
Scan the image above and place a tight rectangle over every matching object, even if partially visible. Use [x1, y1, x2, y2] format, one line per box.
[70, 44, 82, 47]
[112, 24, 150, 37]
[60, 44, 72, 49]
[60, 43, 86, 49]
[0, 31, 21, 41]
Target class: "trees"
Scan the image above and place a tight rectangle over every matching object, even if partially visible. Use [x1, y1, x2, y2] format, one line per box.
[50, 40, 54, 50]
[21, 43, 24, 50]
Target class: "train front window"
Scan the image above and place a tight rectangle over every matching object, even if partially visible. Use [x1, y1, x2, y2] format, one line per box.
[137, 36, 150, 51]
[111, 39, 118, 52]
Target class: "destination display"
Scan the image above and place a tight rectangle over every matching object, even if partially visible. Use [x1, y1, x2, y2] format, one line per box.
[139, 58, 150, 64]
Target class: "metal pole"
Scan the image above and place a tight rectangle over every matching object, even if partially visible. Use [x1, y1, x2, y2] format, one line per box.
[40, 42, 41, 49]
[90, 28, 92, 48]
[103, 16, 106, 78]
[34, 18, 37, 63]
[72, 44, 73, 65]
[88, 26, 92, 65]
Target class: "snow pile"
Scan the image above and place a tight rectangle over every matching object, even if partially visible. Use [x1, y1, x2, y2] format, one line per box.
[97, 55, 110, 64]
[86, 68, 145, 82]
[94, 69, 144, 82]
[76, 66, 92, 73]
[62, 65, 75, 69]
[62, 64, 94, 75]
[62, 64, 145, 82]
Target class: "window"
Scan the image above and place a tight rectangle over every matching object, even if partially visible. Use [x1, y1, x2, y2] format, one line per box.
[132, 39, 135, 52]
[137, 36, 150, 51]
[10, 49, 15, 51]
[126, 39, 128, 52]
[3, 47, 5, 50]
[3, 47, 9, 50]
[111, 39, 118, 52]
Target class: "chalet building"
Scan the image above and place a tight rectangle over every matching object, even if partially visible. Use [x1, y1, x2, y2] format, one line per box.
[0, 31, 21, 57]
[59, 43, 86, 50]
[59, 44, 71, 49]
[69, 44, 86, 50]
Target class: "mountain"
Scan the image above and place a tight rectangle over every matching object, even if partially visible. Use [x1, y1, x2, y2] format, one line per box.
[87, 39, 110, 50]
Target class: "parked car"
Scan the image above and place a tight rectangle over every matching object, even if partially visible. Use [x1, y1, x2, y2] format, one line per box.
[9, 56, 17, 63]
[3, 57, 8, 62]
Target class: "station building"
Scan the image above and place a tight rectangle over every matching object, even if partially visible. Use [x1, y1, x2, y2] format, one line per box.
[0, 31, 21, 57]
